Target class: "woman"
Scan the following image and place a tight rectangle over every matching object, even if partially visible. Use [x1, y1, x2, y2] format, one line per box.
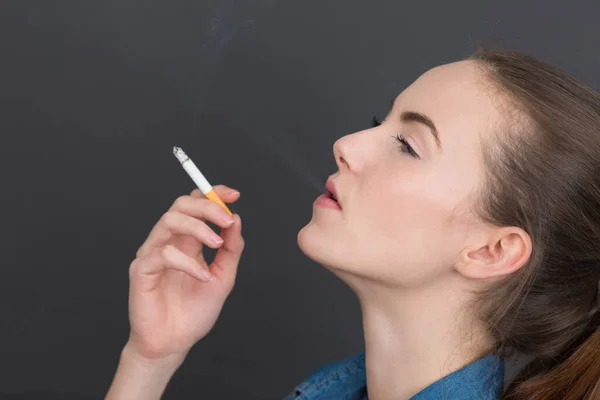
[105, 47, 600, 399]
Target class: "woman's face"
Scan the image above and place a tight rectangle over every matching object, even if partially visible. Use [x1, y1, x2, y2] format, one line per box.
[297, 60, 503, 288]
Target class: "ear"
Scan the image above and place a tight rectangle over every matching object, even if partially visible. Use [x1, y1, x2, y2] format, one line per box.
[455, 226, 532, 280]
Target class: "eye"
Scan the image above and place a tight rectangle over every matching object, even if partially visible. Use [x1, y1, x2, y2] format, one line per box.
[393, 134, 420, 159]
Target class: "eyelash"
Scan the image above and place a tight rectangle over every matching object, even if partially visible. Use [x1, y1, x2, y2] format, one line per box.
[372, 116, 420, 159]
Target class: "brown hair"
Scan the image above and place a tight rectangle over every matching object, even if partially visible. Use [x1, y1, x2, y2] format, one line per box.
[467, 47, 600, 399]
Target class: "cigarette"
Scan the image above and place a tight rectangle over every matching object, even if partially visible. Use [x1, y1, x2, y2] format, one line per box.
[172, 146, 233, 216]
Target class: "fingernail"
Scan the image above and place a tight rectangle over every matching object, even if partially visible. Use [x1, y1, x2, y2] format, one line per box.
[212, 235, 224, 245]
[201, 268, 213, 281]
[225, 218, 235, 225]
[230, 190, 240, 196]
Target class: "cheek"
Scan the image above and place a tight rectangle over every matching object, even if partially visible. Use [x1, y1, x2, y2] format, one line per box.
[343, 180, 455, 284]
[359, 175, 457, 248]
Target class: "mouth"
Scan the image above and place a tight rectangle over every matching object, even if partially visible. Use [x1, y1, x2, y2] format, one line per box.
[325, 190, 338, 202]
[325, 179, 339, 201]
[314, 179, 342, 210]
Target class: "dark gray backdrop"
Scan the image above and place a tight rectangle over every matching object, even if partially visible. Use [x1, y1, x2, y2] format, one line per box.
[2, 1, 599, 399]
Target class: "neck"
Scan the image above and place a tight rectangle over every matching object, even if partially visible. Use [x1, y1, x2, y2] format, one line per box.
[354, 273, 492, 400]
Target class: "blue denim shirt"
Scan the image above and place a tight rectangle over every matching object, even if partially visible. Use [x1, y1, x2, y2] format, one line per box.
[283, 352, 504, 400]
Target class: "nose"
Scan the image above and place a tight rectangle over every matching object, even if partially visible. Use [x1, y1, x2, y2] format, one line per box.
[333, 132, 367, 175]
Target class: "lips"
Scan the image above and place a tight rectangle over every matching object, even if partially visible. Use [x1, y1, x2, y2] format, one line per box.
[325, 179, 340, 204]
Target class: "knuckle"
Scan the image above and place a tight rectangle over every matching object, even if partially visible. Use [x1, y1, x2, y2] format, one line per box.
[160, 211, 170, 223]
[129, 257, 140, 277]
[172, 195, 190, 209]
[160, 244, 175, 259]
[161, 211, 176, 226]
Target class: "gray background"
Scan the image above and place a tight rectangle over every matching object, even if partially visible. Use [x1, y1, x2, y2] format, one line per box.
[1, 0, 598, 398]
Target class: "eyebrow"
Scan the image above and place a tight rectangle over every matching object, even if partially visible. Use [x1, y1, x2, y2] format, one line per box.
[388, 99, 441, 151]
[400, 111, 442, 151]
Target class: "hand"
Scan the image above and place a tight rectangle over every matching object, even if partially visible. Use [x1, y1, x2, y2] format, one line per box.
[126, 185, 244, 362]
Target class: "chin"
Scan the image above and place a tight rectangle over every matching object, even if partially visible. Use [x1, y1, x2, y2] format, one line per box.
[297, 221, 353, 272]
[297, 222, 319, 257]
[297, 221, 335, 266]
[297, 223, 372, 291]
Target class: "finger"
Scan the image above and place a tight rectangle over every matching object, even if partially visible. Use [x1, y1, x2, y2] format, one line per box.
[172, 189, 239, 258]
[137, 210, 226, 258]
[212, 185, 240, 201]
[191, 186, 240, 202]
[137, 196, 234, 258]
[210, 214, 244, 288]
[172, 196, 236, 227]
[131, 245, 213, 282]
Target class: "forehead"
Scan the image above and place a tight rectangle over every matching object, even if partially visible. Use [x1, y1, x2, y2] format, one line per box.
[393, 60, 502, 149]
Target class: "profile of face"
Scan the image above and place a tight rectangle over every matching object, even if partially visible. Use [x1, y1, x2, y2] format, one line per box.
[297, 60, 516, 289]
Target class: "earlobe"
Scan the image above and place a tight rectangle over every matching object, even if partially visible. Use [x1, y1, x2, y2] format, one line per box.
[455, 227, 532, 280]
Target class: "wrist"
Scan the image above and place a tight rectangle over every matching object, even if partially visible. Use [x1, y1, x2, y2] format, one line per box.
[121, 341, 187, 372]
[105, 343, 188, 400]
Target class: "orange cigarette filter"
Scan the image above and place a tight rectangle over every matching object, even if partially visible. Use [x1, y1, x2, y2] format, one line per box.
[205, 189, 233, 216]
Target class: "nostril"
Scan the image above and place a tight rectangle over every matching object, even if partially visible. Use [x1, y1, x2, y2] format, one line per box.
[339, 156, 349, 169]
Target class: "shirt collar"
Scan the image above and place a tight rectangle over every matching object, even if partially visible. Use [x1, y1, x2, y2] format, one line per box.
[290, 352, 504, 400]
[410, 353, 504, 399]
